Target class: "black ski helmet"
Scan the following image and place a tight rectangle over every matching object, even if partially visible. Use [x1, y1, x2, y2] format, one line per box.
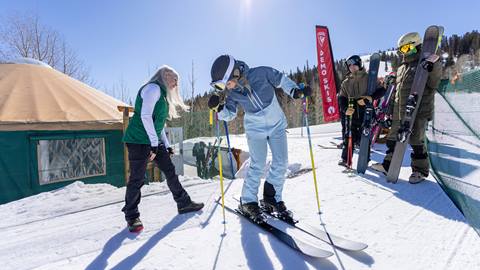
[345, 55, 363, 69]
[211, 55, 236, 90]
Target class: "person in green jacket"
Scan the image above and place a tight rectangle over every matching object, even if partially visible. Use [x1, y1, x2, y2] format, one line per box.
[371, 32, 441, 184]
[338, 55, 385, 167]
[122, 65, 204, 232]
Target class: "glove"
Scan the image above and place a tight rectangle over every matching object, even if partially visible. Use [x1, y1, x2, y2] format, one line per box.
[345, 107, 355, 116]
[292, 88, 303, 99]
[303, 85, 312, 97]
[167, 147, 174, 156]
[383, 116, 392, 128]
[208, 94, 223, 111]
[292, 85, 313, 99]
[150, 146, 159, 154]
[357, 96, 373, 106]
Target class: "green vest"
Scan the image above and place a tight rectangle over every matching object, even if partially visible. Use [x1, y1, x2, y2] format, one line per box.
[123, 82, 169, 145]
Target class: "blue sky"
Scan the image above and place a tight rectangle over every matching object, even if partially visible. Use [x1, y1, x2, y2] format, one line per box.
[1, 0, 478, 102]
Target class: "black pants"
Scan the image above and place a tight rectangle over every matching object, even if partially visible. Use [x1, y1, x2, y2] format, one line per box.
[341, 106, 367, 161]
[122, 143, 191, 221]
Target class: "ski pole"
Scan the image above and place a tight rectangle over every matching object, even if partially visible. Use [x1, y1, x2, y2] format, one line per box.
[302, 95, 321, 214]
[209, 109, 213, 126]
[223, 121, 235, 179]
[215, 112, 226, 226]
[347, 99, 354, 169]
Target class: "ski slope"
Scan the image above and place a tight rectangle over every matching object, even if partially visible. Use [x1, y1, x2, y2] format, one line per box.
[1, 123, 479, 270]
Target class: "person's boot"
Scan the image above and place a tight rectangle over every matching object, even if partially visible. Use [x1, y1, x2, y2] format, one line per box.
[240, 201, 265, 224]
[338, 159, 348, 167]
[178, 201, 204, 214]
[127, 217, 143, 233]
[409, 171, 427, 184]
[370, 162, 387, 175]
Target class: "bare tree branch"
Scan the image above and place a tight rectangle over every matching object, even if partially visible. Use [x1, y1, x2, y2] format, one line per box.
[0, 12, 91, 83]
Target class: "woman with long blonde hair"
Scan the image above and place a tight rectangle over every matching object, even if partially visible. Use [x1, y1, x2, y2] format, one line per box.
[122, 65, 203, 232]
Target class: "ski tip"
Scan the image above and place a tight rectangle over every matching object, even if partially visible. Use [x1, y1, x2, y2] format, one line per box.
[318, 251, 335, 259]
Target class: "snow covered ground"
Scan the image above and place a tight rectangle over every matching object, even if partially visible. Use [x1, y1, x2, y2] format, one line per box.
[1, 122, 480, 269]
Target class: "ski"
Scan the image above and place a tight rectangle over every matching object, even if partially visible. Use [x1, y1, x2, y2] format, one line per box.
[346, 98, 355, 169]
[255, 198, 368, 251]
[217, 200, 334, 258]
[286, 168, 313, 178]
[205, 138, 223, 178]
[357, 53, 381, 174]
[330, 141, 343, 149]
[318, 144, 339, 150]
[371, 82, 396, 146]
[386, 25, 444, 183]
[258, 202, 367, 251]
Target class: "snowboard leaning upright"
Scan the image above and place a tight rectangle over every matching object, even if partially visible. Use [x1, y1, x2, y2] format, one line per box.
[386, 25, 444, 183]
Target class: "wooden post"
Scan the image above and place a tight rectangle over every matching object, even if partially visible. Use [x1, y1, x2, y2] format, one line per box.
[118, 105, 133, 184]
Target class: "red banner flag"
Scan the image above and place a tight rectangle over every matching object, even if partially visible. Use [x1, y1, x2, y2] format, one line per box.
[315, 25, 339, 122]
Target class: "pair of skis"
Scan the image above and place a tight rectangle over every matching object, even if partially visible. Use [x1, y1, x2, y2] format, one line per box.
[370, 83, 396, 146]
[204, 138, 223, 178]
[386, 25, 444, 183]
[356, 53, 381, 174]
[318, 141, 342, 150]
[217, 198, 367, 258]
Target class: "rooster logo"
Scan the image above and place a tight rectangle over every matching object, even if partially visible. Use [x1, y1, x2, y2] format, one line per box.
[317, 31, 326, 47]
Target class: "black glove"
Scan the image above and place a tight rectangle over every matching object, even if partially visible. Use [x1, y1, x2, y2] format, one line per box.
[150, 146, 159, 155]
[382, 116, 392, 128]
[167, 147, 174, 156]
[208, 94, 223, 111]
[292, 88, 303, 99]
[292, 85, 312, 99]
[303, 85, 312, 97]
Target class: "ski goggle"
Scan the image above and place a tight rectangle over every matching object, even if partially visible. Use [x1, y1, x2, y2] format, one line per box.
[211, 80, 226, 91]
[398, 43, 417, 55]
[346, 58, 359, 66]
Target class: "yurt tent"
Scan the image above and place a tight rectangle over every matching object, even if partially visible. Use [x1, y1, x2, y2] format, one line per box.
[0, 60, 129, 204]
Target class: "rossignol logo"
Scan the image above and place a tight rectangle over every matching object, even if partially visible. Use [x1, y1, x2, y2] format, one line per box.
[317, 32, 326, 47]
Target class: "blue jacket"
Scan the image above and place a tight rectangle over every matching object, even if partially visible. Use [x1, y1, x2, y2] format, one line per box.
[218, 61, 298, 122]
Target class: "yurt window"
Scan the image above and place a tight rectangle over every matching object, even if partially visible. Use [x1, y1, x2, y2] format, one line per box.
[36, 137, 107, 185]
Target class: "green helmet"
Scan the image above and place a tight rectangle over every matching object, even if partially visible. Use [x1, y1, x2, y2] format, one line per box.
[397, 32, 422, 48]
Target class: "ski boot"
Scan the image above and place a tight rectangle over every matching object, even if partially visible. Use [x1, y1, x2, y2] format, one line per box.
[127, 217, 144, 233]
[178, 201, 204, 214]
[409, 171, 427, 184]
[370, 162, 387, 175]
[239, 202, 265, 224]
[261, 199, 297, 225]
